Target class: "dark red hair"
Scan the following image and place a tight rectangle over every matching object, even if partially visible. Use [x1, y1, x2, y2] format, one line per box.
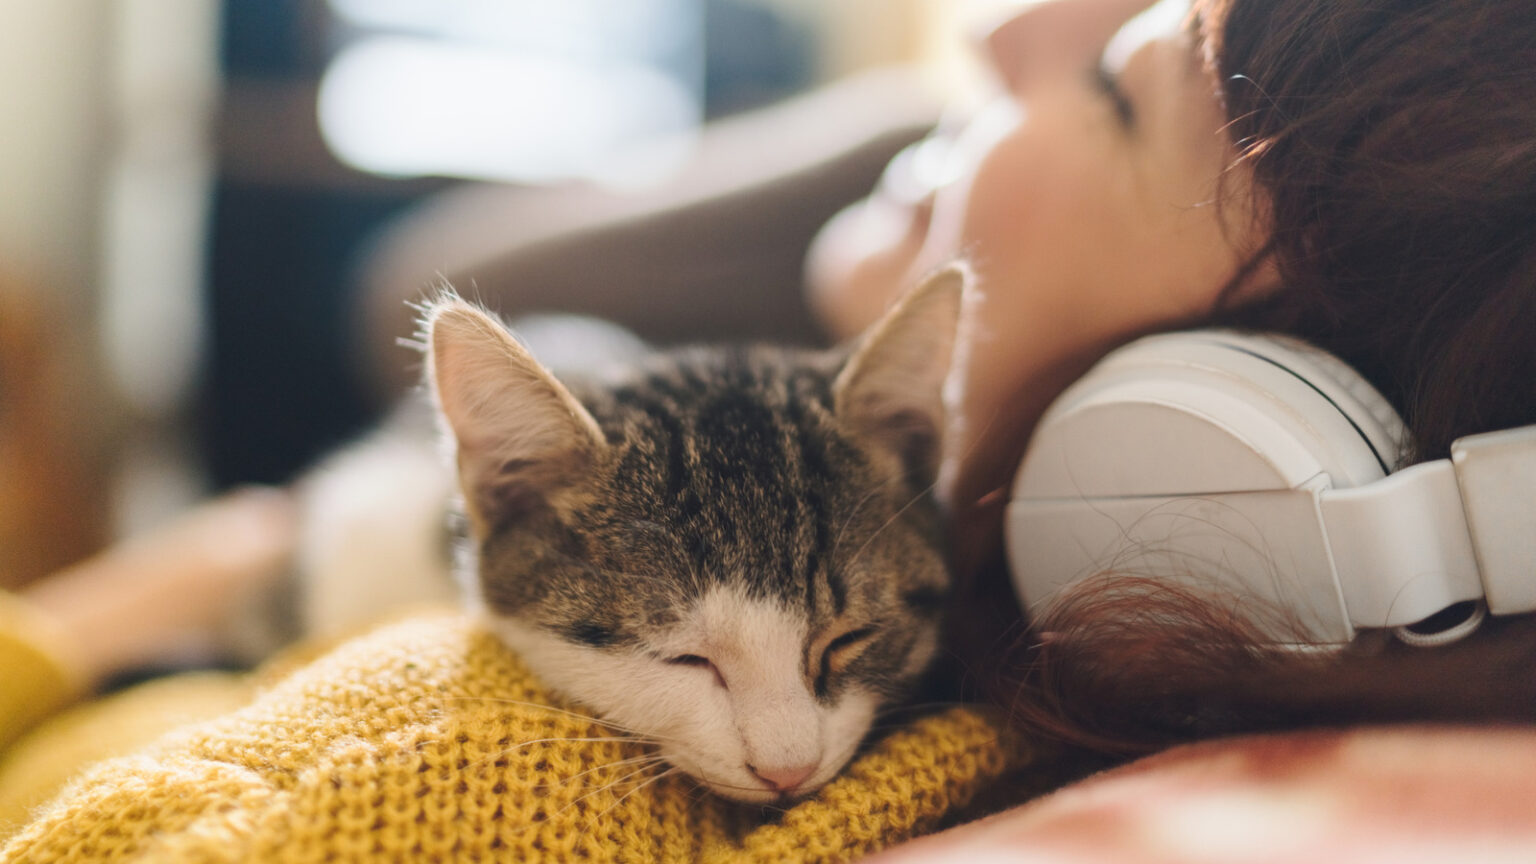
[1205, 0, 1536, 463]
[969, 0, 1536, 754]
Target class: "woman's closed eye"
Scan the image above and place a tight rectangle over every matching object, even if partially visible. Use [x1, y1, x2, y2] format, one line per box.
[666, 653, 727, 689]
[1092, 62, 1136, 127]
[815, 627, 877, 697]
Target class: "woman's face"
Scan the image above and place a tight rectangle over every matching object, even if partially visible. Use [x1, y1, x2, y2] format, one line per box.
[807, 0, 1271, 562]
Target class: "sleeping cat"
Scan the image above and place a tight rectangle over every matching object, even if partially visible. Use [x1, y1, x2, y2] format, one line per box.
[409, 266, 965, 803]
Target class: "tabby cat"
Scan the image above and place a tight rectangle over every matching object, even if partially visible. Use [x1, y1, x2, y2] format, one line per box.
[423, 266, 965, 802]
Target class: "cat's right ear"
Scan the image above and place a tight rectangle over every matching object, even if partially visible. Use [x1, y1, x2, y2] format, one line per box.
[425, 298, 607, 530]
[833, 263, 968, 486]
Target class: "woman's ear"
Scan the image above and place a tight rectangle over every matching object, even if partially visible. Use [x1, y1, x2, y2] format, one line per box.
[833, 263, 968, 484]
[425, 298, 607, 531]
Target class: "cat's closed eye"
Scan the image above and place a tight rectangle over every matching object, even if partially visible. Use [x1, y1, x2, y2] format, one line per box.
[666, 653, 727, 689]
[816, 627, 876, 696]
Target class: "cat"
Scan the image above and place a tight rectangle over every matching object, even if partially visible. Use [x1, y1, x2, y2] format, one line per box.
[419, 265, 966, 803]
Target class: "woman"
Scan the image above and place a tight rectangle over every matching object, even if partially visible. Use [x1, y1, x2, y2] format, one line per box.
[858, 0, 1536, 751]
[4, 0, 1536, 857]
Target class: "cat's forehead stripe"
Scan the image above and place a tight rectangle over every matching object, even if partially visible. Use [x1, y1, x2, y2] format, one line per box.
[528, 345, 944, 659]
[592, 351, 843, 608]
[825, 560, 848, 617]
[802, 548, 820, 619]
[612, 389, 693, 506]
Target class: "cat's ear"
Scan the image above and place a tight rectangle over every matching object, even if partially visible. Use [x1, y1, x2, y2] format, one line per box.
[426, 298, 607, 529]
[833, 263, 967, 484]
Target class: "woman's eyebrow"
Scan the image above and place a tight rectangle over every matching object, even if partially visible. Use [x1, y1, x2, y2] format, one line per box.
[1183, 7, 1217, 78]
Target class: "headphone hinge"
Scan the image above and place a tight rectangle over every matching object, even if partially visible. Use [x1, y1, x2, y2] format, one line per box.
[1318, 460, 1483, 629]
[1452, 424, 1536, 615]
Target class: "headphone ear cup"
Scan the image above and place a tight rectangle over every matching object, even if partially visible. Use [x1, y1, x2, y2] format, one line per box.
[1010, 330, 1407, 501]
[1210, 332, 1407, 475]
[1004, 330, 1410, 644]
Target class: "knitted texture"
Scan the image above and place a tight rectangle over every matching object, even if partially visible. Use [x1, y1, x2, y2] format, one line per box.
[1, 615, 1025, 862]
[0, 671, 254, 836]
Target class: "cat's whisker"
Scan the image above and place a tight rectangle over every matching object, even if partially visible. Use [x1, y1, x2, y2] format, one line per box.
[830, 484, 886, 561]
[677, 777, 712, 813]
[535, 753, 671, 791]
[591, 765, 681, 821]
[479, 734, 657, 757]
[460, 734, 661, 777]
[488, 759, 674, 842]
[555, 759, 671, 820]
[443, 695, 677, 743]
[444, 695, 604, 723]
[495, 732, 656, 751]
[845, 396, 1005, 570]
[844, 477, 942, 572]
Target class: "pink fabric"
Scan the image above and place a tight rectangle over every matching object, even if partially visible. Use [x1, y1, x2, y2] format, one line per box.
[872, 725, 1536, 863]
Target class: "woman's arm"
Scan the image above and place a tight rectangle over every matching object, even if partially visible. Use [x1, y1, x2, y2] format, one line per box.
[353, 69, 940, 403]
[19, 488, 295, 690]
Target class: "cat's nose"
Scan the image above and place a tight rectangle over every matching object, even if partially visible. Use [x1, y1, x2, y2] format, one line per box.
[747, 761, 818, 793]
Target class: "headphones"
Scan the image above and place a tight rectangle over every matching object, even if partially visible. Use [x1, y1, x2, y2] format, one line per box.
[1005, 330, 1536, 647]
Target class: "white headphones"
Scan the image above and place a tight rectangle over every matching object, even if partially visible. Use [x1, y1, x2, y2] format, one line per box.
[1005, 330, 1536, 647]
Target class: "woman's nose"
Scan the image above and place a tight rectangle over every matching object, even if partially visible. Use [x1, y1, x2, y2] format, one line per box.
[978, 0, 1161, 92]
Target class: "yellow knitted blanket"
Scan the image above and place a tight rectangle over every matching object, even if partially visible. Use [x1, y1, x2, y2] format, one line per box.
[1, 615, 1024, 862]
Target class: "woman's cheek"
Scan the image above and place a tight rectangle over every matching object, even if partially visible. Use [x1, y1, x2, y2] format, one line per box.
[936, 194, 1142, 532]
[950, 106, 1122, 321]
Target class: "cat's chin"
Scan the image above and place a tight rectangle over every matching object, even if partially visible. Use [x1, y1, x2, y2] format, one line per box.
[704, 781, 805, 805]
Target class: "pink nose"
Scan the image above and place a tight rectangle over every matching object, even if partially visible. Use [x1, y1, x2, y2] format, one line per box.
[748, 762, 817, 793]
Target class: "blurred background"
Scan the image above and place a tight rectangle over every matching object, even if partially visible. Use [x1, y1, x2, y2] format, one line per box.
[0, 0, 977, 590]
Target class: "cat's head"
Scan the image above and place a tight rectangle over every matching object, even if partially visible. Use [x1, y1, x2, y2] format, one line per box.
[425, 266, 966, 803]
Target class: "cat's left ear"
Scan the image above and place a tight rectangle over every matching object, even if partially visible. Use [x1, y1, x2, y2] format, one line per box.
[425, 297, 608, 529]
[833, 263, 968, 484]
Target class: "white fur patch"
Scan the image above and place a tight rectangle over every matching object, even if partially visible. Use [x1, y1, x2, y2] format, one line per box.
[487, 584, 881, 803]
[297, 423, 458, 640]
